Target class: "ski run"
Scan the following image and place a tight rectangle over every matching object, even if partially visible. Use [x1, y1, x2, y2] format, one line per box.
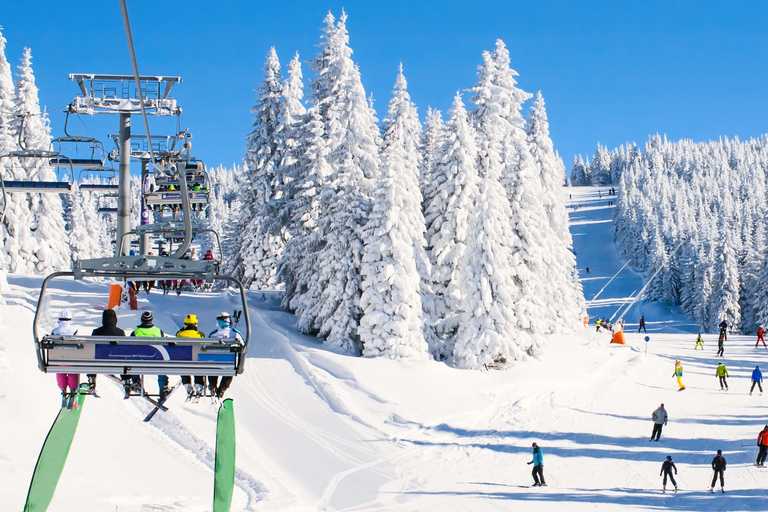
[0, 187, 766, 510]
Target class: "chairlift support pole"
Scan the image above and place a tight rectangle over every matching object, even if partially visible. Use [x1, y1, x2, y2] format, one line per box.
[140, 159, 150, 254]
[117, 113, 131, 256]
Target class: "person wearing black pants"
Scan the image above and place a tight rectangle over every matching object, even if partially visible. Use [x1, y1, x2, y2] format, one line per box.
[638, 316, 647, 333]
[757, 426, 768, 467]
[527, 442, 546, 486]
[717, 333, 725, 357]
[711, 450, 726, 492]
[650, 404, 667, 441]
[660, 456, 677, 493]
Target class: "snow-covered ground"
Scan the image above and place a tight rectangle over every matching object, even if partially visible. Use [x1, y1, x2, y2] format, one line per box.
[2, 186, 768, 511]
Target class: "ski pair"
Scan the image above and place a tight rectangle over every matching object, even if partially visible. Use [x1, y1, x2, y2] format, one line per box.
[144, 380, 183, 422]
[60, 384, 89, 409]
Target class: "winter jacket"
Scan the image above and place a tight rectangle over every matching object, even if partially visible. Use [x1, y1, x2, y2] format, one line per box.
[131, 324, 164, 337]
[530, 447, 543, 467]
[673, 365, 683, 377]
[652, 407, 668, 425]
[719, 321, 728, 331]
[51, 320, 78, 336]
[209, 326, 244, 342]
[711, 455, 726, 471]
[758, 328, 766, 338]
[176, 325, 205, 338]
[660, 460, 677, 475]
[753, 369, 763, 382]
[716, 365, 729, 377]
[639, 317, 645, 326]
[757, 429, 768, 447]
[92, 314, 125, 337]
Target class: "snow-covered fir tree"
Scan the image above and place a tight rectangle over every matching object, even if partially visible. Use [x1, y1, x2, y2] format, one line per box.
[232, 47, 283, 289]
[420, 107, 445, 214]
[14, 47, 69, 273]
[570, 155, 590, 185]
[291, 11, 381, 352]
[590, 144, 612, 185]
[359, 66, 429, 359]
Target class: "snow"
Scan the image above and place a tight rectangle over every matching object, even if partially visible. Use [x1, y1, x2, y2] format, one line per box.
[3, 186, 768, 510]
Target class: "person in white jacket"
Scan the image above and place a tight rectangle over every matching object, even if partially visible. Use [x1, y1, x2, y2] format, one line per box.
[50, 310, 79, 404]
[207, 312, 243, 398]
[650, 403, 668, 442]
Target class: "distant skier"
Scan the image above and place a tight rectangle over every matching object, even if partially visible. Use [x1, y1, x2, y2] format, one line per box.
[757, 327, 766, 348]
[638, 316, 647, 333]
[717, 332, 725, 357]
[751, 366, 763, 396]
[710, 450, 726, 493]
[660, 455, 678, 493]
[719, 320, 728, 334]
[694, 333, 704, 350]
[527, 442, 546, 486]
[650, 403, 668, 442]
[757, 426, 768, 467]
[51, 310, 79, 407]
[585, 266, 590, 274]
[595, 318, 601, 332]
[716, 363, 729, 391]
[672, 360, 685, 390]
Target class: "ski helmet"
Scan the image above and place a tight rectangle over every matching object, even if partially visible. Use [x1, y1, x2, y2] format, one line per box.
[184, 314, 198, 325]
[666, 455, 672, 461]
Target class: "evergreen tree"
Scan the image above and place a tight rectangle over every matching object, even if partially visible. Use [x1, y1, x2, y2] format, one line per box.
[359, 66, 428, 359]
[420, 107, 445, 214]
[14, 47, 69, 273]
[570, 155, 589, 185]
[590, 144, 612, 185]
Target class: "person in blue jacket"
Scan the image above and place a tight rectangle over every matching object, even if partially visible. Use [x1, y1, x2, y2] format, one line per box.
[751, 366, 763, 396]
[527, 442, 546, 486]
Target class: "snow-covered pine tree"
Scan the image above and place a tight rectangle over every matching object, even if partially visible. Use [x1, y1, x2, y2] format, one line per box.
[420, 107, 445, 214]
[424, 94, 480, 358]
[525, 90, 585, 329]
[709, 221, 741, 332]
[232, 47, 283, 289]
[292, 11, 381, 352]
[570, 155, 589, 185]
[590, 144, 612, 185]
[67, 184, 96, 261]
[14, 47, 69, 273]
[359, 66, 428, 359]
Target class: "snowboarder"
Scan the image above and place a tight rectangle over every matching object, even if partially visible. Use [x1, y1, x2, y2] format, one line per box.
[130, 311, 169, 399]
[716, 363, 729, 391]
[527, 442, 546, 486]
[660, 455, 678, 493]
[650, 403, 668, 442]
[757, 426, 768, 467]
[710, 450, 726, 493]
[585, 266, 590, 274]
[672, 360, 685, 390]
[717, 332, 725, 357]
[757, 327, 766, 348]
[207, 312, 243, 398]
[694, 333, 704, 350]
[751, 366, 763, 396]
[176, 313, 206, 400]
[51, 310, 79, 406]
[638, 316, 647, 333]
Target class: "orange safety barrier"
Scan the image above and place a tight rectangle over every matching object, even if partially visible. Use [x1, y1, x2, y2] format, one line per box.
[611, 329, 626, 345]
[583, 316, 589, 327]
[128, 287, 138, 310]
[107, 284, 122, 309]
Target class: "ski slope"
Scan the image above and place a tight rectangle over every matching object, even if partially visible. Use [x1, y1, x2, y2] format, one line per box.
[2, 186, 768, 511]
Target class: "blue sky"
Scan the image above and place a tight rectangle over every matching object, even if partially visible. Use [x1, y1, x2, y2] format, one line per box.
[2, 1, 768, 171]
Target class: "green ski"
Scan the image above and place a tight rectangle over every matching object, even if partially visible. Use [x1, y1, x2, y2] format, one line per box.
[213, 398, 236, 512]
[24, 384, 87, 512]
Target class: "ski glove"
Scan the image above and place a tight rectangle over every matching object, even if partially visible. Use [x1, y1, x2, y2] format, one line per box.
[527, 462, 532, 465]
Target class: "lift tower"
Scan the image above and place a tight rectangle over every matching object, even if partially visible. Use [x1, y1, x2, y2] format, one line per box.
[67, 74, 182, 255]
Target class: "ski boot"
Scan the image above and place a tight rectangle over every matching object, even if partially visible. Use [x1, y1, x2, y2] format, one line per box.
[184, 383, 194, 401]
[710, 488, 714, 493]
[674, 485, 677, 493]
[87, 375, 97, 394]
[61, 390, 69, 408]
[662, 486, 666, 493]
[193, 383, 205, 402]
[159, 385, 171, 402]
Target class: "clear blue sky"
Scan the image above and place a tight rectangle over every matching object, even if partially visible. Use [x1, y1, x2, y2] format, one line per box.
[2, 1, 768, 171]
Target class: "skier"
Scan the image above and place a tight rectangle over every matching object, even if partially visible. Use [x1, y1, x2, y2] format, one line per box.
[719, 320, 728, 335]
[51, 310, 79, 407]
[595, 318, 601, 332]
[710, 449, 726, 493]
[91, 309, 132, 395]
[694, 333, 704, 350]
[757, 426, 768, 467]
[130, 311, 170, 399]
[638, 316, 647, 333]
[585, 266, 590, 274]
[757, 327, 766, 348]
[660, 455, 678, 493]
[207, 311, 243, 398]
[650, 403, 668, 442]
[716, 362, 729, 391]
[717, 331, 725, 357]
[751, 366, 763, 396]
[672, 360, 685, 390]
[527, 442, 546, 486]
[176, 313, 206, 400]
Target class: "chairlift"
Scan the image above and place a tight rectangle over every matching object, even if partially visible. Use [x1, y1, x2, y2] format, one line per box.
[78, 167, 119, 192]
[33, 255, 250, 377]
[96, 193, 118, 214]
[118, 221, 225, 268]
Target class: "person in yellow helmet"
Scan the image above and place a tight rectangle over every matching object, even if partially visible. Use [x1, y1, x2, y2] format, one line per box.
[716, 363, 729, 391]
[694, 333, 704, 350]
[176, 314, 206, 400]
[672, 360, 685, 390]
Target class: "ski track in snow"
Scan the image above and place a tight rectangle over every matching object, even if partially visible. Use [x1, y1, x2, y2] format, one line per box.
[5, 186, 768, 510]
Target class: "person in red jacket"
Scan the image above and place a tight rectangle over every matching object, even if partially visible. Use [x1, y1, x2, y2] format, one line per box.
[757, 426, 768, 467]
[757, 327, 766, 348]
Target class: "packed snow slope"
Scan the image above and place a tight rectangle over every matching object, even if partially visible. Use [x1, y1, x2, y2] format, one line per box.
[2, 186, 768, 511]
